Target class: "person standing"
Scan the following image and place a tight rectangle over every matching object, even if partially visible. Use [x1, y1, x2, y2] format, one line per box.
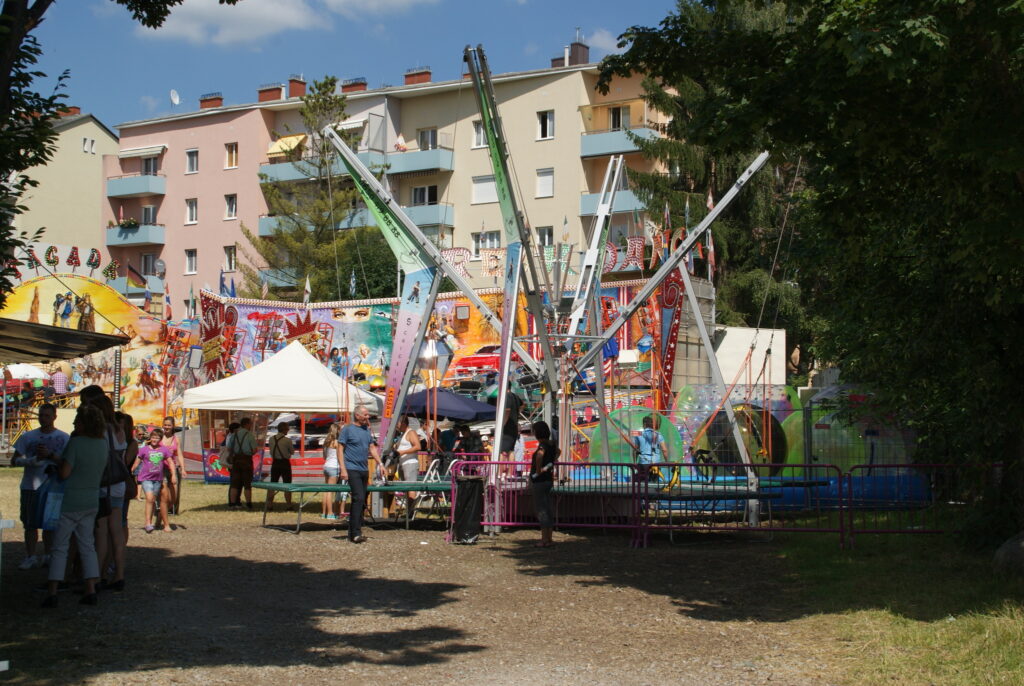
[11, 403, 69, 570]
[394, 415, 421, 500]
[266, 422, 294, 511]
[499, 383, 522, 476]
[321, 423, 341, 520]
[633, 415, 666, 482]
[49, 366, 69, 396]
[529, 421, 559, 548]
[338, 407, 379, 544]
[42, 404, 108, 608]
[160, 416, 185, 515]
[227, 417, 257, 509]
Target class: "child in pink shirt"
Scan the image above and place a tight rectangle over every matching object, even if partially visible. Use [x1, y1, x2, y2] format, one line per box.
[133, 429, 176, 533]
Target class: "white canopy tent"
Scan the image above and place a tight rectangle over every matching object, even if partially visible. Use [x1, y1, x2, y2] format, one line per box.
[183, 341, 382, 414]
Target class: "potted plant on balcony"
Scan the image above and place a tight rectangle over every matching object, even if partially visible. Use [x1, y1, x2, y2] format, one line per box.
[118, 217, 139, 229]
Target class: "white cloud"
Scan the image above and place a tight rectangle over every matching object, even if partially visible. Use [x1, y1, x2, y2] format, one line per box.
[588, 28, 623, 55]
[139, 95, 159, 112]
[322, 0, 439, 20]
[138, 0, 329, 46]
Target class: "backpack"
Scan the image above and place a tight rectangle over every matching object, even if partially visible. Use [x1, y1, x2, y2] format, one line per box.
[100, 426, 130, 487]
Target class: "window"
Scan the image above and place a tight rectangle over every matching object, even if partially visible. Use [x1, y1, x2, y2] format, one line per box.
[185, 198, 198, 224]
[535, 168, 554, 198]
[142, 156, 159, 176]
[536, 226, 553, 247]
[608, 106, 631, 131]
[411, 185, 438, 206]
[82, 137, 89, 152]
[471, 175, 497, 204]
[185, 149, 198, 173]
[141, 253, 157, 276]
[141, 205, 157, 225]
[89, 139, 96, 154]
[471, 230, 501, 258]
[225, 142, 238, 168]
[184, 249, 197, 274]
[224, 194, 237, 219]
[183, 298, 197, 318]
[417, 128, 438, 151]
[615, 168, 629, 191]
[224, 245, 237, 272]
[472, 120, 486, 148]
[537, 110, 555, 140]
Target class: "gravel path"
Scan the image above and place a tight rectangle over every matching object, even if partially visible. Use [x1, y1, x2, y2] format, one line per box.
[1, 497, 843, 685]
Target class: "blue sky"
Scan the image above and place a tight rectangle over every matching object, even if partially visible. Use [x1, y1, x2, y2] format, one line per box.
[32, 0, 677, 131]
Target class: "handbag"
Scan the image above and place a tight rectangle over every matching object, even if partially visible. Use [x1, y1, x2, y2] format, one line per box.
[101, 427, 131, 487]
[40, 479, 65, 532]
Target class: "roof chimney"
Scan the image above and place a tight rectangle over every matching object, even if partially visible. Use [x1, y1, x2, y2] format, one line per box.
[257, 82, 285, 102]
[404, 66, 431, 85]
[199, 92, 223, 109]
[287, 74, 306, 98]
[59, 105, 81, 117]
[342, 77, 367, 93]
[568, 41, 590, 66]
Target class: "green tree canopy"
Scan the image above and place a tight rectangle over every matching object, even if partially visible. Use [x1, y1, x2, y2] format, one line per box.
[601, 1, 1024, 520]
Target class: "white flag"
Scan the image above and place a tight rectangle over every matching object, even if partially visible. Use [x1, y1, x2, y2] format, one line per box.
[303, 276, 311, 304]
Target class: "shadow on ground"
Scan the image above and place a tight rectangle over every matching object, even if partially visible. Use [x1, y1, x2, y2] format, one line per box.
[492, 528, 1024, 625]
[0, 541, 480, 684]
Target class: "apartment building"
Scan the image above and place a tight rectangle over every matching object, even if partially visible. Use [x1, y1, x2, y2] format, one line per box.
[106, 42, 676, 316]
[15, 108, 119, 247]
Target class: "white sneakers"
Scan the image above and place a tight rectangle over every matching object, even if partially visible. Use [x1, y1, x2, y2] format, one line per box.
[18, 554, 49, 570]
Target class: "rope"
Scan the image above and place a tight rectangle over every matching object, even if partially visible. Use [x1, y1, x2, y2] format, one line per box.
[754, 156, 803, 342]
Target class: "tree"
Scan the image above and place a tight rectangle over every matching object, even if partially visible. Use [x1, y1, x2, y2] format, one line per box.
[0, 0, 240, 310]
[239, 76, 397, 302]
[605, 1, 813, 381]
[602, 1, 1024, 528]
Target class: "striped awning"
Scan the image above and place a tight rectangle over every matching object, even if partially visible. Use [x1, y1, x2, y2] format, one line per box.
[118, 144, 167, 159]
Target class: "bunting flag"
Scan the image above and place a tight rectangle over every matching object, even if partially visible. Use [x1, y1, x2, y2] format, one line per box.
[707, 188, 715, 210]
[127, 264, 147, 288]
[349, 269, 356, 297]
[561, 215, 569, 242]
[261, 279, 269, 299]
[229, 278, 237, 298]
[164, 280, 172, 321]
[303, 275, 311, 304]
[219, 270, 228, 296]
[707, 229, 717, 281]
[189, 283, 195, 318]
[143, 285, 152, 310]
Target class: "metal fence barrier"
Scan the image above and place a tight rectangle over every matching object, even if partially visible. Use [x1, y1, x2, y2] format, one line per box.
[448, 460, 991, 548]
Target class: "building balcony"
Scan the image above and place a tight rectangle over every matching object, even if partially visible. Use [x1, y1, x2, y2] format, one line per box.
[260, 202, 454, 237]
[579, 189, 645, 216]
[258, 151, 386, 183]
[385, 146, 454, 175]
[107, 275, 164, 297]
[580, 127, 660, 158]
[106, 173, 166, 198]
[106, 223, 165, 247]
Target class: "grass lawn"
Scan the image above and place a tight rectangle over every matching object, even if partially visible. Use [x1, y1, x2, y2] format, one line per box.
[778, 531, 1024, 685]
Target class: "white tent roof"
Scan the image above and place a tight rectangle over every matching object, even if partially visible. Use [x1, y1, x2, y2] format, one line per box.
[183, 341, 382, 414]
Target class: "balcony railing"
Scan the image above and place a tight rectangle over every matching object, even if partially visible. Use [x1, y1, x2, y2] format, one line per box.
[106, 173, 167, 198]
[580, 126, 661, 157]
[106, 223, 166, 247]
[259, 202, 455, 237]
[579, 189, 645, 216]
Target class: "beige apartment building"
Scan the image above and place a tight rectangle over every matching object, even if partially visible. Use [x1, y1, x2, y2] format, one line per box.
[15, 108, 119, 247]
[108, 42, 679, 309]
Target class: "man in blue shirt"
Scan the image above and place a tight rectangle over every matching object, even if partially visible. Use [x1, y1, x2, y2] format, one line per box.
[339, 407, 379, 543]
[633, 415, 666, 483]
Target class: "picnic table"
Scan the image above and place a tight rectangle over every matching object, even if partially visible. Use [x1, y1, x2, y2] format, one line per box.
[253, 480, 451, 533]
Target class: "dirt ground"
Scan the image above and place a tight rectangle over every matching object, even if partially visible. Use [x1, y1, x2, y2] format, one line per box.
[1, 483, 844, 685]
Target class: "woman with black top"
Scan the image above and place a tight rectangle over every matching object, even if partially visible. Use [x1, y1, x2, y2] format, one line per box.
[529, 420, 558, 548]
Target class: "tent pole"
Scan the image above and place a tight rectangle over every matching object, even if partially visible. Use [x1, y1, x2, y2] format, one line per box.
[300, 413, 306, 460]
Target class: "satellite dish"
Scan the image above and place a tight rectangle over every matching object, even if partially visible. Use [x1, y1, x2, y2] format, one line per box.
[153, 259, 166, 277]
[169, 89, 180, 106]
